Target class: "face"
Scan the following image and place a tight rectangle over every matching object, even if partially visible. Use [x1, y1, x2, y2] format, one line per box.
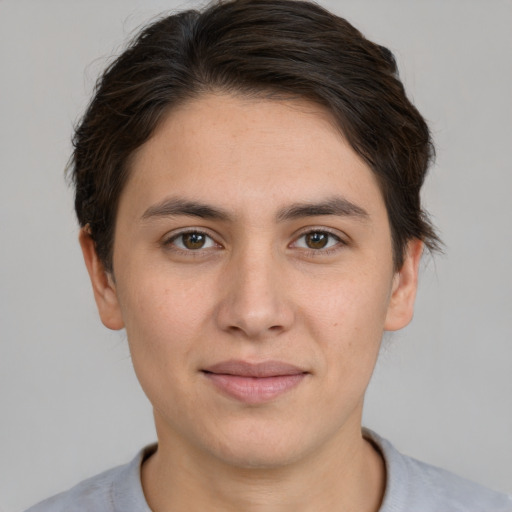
[82, 94, 421, 469]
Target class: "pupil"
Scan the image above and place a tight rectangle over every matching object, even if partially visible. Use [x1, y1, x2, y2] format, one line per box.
[183, 233, 205, 250]
[306, 232, 328, 249]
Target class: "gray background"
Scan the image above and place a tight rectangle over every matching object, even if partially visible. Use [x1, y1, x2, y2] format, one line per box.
[1, 1, 511, 510]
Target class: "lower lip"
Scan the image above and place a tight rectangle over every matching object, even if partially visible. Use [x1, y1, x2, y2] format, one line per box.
[203, 372, 306, 404]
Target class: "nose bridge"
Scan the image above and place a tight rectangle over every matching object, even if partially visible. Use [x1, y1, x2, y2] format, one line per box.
[216, 237, 293, 338]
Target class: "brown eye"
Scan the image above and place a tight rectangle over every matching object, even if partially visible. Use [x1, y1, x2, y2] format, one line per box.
[305, 232, 329, 249]
[168, 231, 217, 251]
[181, 232, 207, 250]
[293, 230, 342, 252]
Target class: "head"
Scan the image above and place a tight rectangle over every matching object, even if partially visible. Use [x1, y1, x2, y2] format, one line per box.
[71, 0, 439, 274]
[74, 0, 440, 471]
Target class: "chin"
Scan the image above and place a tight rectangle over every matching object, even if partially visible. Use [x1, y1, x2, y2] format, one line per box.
[214, 442, 306, 470]
[197, 419, 318, 470]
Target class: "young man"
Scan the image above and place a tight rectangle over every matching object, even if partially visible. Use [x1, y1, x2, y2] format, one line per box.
[26, 1, 512, 510]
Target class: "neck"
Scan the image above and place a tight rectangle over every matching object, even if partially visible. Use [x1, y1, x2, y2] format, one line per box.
[141, 416, 385, 512]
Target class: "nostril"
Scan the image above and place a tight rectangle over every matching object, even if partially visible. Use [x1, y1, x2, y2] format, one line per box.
[224, 322, 285, 338]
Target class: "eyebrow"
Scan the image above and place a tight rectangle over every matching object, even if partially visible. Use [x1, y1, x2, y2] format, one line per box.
[141, 196, 369, 223]
[141, 198, 231, 222]
[276, 197, 369, 222]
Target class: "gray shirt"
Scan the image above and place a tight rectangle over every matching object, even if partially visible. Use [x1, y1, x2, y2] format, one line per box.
[26, 430, 512, 511]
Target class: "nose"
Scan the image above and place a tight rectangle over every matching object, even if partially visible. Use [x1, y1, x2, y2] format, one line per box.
[215, 245, 295, 340]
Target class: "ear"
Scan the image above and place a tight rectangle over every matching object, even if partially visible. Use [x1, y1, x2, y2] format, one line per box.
[384, 239, 424, 331]
[79, 227, 124, 330]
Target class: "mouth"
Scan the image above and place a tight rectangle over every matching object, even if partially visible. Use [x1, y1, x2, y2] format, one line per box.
[201, 360, 309, 404]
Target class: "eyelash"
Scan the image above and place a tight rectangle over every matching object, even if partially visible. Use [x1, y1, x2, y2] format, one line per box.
[161, 228, 346, 256]
[162, 230, 220, 255]
[291, 229, 345, 256]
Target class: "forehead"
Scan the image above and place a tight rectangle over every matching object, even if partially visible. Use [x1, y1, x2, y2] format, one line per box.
[121, 93, 385, 222]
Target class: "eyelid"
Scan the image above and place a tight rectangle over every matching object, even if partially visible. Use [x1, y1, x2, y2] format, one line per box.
[160, 225, 348, 255]
[161, 227, 223, 252]
[289, 226, 348, 253]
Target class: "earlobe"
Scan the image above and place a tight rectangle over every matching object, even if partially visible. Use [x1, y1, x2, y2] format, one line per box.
[79, 227, 124, 330]
[384, 239, 424, 331]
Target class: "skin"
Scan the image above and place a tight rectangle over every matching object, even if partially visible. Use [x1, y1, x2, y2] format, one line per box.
[80, 93, 423, 512]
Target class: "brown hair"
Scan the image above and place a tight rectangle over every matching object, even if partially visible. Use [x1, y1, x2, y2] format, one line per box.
[70, 0, 440, 271]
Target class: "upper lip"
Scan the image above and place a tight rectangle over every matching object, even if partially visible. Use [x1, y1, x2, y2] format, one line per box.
[202, 359, 307, 378]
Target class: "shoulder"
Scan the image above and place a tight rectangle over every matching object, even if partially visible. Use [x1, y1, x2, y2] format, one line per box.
[364, 429, 512, 512]
[24, 445, 155, 512]
[24, 465, 120, 512]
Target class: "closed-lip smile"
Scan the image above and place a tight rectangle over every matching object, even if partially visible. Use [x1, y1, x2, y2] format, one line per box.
[202, 359, 309, 404]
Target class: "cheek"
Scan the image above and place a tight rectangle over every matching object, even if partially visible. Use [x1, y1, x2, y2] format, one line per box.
[116, 269, 214, 375]
[120, 263, 211, 329]
[300, 271, 392, 383]
[303, 271, 392, 342]
[279, 280, 389, 433]
[116, 279, 203, 413]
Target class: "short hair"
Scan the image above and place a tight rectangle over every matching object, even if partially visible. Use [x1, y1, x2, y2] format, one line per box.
[70, 0, 441, 272]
